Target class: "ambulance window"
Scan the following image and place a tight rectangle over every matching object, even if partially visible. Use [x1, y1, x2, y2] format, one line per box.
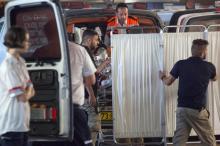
[186, 15, 220, 32]
[10, 5, 61, 61]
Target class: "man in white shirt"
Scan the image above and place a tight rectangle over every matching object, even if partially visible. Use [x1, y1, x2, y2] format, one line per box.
[0, 26, 35, 146]
[69, 41, 96, 146]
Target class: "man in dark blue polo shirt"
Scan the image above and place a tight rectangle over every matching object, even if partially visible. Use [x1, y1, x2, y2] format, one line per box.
[159, 39, 217, 146]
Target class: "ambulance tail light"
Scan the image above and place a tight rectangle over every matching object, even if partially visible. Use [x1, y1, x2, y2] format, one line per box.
[48, 107, 57, 122]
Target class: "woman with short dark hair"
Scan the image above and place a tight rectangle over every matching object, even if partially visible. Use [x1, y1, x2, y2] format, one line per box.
[0, 26, 35, 146]
[4, 26, 28, 48]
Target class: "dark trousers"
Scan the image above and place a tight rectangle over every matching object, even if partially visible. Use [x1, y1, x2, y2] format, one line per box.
[0, 132, 28, 146]
[73, 105, 92, 146]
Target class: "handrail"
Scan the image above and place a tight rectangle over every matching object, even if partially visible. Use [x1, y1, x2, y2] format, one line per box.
[163, 25, 207, 33]
[110, 26, 162, 34]
[207, 24, 220, 31]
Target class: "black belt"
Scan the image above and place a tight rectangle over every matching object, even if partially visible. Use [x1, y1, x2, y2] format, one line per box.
[73, 103, 81, 108]
[179, 106, 205, 112]
[197, 107, 205, 112]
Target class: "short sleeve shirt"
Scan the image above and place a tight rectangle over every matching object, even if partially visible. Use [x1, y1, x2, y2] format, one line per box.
[0, 53, 32, 135]
[170, 57, 216, 109]
[69, 42, 96, 105]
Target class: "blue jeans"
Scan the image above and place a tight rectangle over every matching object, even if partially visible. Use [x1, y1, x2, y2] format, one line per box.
[0, 132, 28, 146]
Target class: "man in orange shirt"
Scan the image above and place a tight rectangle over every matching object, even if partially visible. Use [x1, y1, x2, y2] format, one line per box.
[105, 3, 139, 54]
[107, 3, 138, 29]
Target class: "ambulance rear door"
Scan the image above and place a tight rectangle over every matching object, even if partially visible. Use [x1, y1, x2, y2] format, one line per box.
[5, 0, 73, 141]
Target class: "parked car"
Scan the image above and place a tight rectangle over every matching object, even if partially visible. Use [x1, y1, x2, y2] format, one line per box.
[64, 7, 164, 145]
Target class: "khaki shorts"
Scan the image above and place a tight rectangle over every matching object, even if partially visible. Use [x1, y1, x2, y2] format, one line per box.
[83, 100, 101, 132]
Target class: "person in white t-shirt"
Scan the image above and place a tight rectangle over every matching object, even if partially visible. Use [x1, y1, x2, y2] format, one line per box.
[0, 26, 35, 146]
[69, 41, 96, 146]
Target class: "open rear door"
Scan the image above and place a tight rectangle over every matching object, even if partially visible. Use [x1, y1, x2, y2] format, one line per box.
[5, 0, 73, 140]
